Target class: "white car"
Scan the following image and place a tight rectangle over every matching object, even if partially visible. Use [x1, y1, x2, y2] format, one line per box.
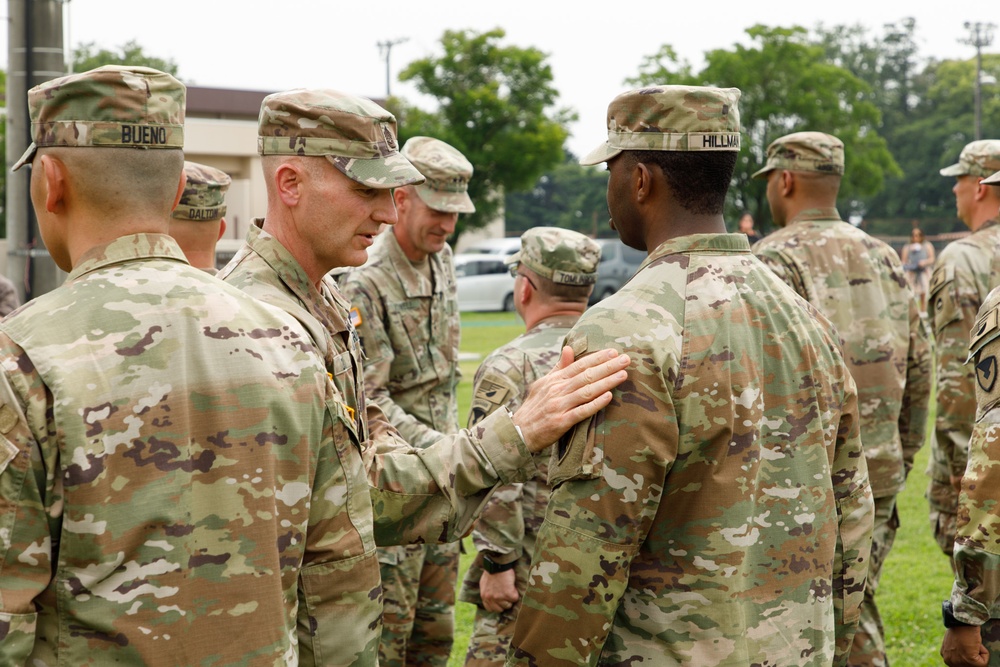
[454, 253, 516, 312]
[458, 237, 523, 257]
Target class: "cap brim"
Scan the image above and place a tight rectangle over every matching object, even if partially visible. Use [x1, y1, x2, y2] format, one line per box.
[11, 143, 36, 172]
[414, 185, 475, 213]
[983, 170, 1000, 186]
[327, 153, 425, 189]
[940, 162, 967, 177]
[751, 165, 774, 180]
[504, 251, 521, 267]
[579, 141, 621, 166]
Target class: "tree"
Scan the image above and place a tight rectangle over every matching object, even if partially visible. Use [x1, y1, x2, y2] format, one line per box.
[72, 40, 179, 76]
[392, 28, 571, 240]
[629, 26, 900, 230]
[505, 151, 610, 238]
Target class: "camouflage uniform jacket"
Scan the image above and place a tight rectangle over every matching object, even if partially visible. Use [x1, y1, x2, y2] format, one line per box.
[218, 220, 539, 546]
[458, 314, 576, 605]
[753, 208, 931, 498]
[509, 234, 873, 667]
[951, 286, 1000, 623]
[928, 220, 1000, 504]
[339, 230, 461, 448]
[0, 234, 367, 666]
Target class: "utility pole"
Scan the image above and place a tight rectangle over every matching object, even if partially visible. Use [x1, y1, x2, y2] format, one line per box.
[377, 38, 408, 98]
[961, 21, 996, 141]
[7, 0, 67, 302]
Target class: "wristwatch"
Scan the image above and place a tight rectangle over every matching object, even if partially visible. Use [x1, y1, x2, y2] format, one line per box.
[482, 554, 517, 575]
[942, 601, 975, 628]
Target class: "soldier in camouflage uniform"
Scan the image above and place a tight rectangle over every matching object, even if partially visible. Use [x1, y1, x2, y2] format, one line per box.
[458, 227, 600, 667]
[168, 160, 231, 274]
[927, 140, 1000, 562]
[0, 65, 376, 665]
[508, 85, 874, 667]
[216, 89, 631, 665]
[941, 163, 1000, 667]
[339, 136, 475, 667]
[0, 275, 20, 318]
[752, 131, 932, 667]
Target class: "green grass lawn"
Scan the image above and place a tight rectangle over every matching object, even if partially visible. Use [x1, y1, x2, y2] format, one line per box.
[448, 311, 950, 666]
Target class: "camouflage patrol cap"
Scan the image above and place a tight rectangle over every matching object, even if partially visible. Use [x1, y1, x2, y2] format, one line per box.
[940, 140, 1000, 178]
[751, 131, 845, 179]
[580, 85, 741, 166]
[13, 65, 185, 172]
[173, 161, 231, 222]
[505, 227, 601, 286]
[258, 89, 424, 189]
[402, 136, 475, 213]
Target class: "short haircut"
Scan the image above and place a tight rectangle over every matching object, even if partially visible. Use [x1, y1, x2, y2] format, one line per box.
[51, 147, 184, 218]
[623, 150, 737, 215]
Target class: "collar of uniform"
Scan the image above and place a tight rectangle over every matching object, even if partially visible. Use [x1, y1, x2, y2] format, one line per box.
[69, 233, 187, 282]
[379, 229, 445, 298]
[530, 313, 581, 333]
[787, 207, 842, 225]
[245, 218, 319, 307]
[642, 233, 751, 271]
[978, 218, 1000, 233]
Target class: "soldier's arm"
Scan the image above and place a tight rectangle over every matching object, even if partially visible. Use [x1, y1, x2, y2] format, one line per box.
[365, 348, 629, 547]
[899, 294, 932, 477]
[830, 373, 875, 666]
[341, 273, 444, 449]
[753, 245, 809, 300]
[468, 361, 530, 564]
[509, 338, 669, 666]
[952, 308, 1000, 626]
[0, 337, 57, 665]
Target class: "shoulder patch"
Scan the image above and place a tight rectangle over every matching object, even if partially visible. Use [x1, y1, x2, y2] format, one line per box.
[350, 307, 362, 328]
[977, 355, 998, 393]
[929, 264, 954, 297]
[971, 306, 1000, 358]
[568, 334, 589, 360]
[469, 373, 512, 427]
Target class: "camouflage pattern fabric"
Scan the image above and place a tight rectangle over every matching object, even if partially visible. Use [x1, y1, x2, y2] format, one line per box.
[173, 161, 231, 222]
[508, 234, 874, 666]
[939, 140, 1000, 178]
[458, 314, 579, 667]
[505, 227, 601, 286]
[753, 208, 930, 667]
[0, 234, 370, 666]
[218, 221, 539, 665]
[0, 274, 20, 317]
[751, 131, 846, 178]
[927, 219, 1000, 557]
[13, 65, 185, 171]
[849, 496, 898, 667]
[340, 230, 463, 666]
[579, 85, 741, 165]
[949, 287, 1000, 651]
[257, 89, 424, 188]
[402, 136, 475, 213]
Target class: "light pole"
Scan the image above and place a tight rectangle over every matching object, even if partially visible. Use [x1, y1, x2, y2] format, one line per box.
[377, 38, 408, 98]
[962, 21, 996, 141]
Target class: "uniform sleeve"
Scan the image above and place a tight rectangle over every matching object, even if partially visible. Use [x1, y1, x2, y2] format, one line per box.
[365, 407, 538, 546]
[467, 360, 529, 563]
[927, 255, 981, 538]
[341, 273, 443, 450]
[509, 339, 673, 666]
[952, 306, 1000, 624]
[753, 244, 810, 301]
[898, 295, 932, 477]
[830, 373, 876, 665]
[0, 337, 57, 665]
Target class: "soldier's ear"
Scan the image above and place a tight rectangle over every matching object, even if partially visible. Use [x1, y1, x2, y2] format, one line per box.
[38, 154, 67, 214]
[780, 170, 795, 198]
[274, 161, 304, 207]
[634, 162, 653, 203]
[170, 169, 185, 212]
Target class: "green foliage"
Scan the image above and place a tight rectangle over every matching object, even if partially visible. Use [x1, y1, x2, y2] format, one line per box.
[392, 29, 571, 240]
[504, 151, 610, 238]
[72, 40, 179, 76]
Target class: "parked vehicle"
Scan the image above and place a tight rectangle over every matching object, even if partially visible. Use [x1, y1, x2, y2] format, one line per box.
[454, 253, 516, 312]
[458, 237, 522, 257]
[591, 239, 646, 304]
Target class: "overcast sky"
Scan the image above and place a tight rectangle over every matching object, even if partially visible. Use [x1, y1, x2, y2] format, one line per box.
[2, 1, 993, 156]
